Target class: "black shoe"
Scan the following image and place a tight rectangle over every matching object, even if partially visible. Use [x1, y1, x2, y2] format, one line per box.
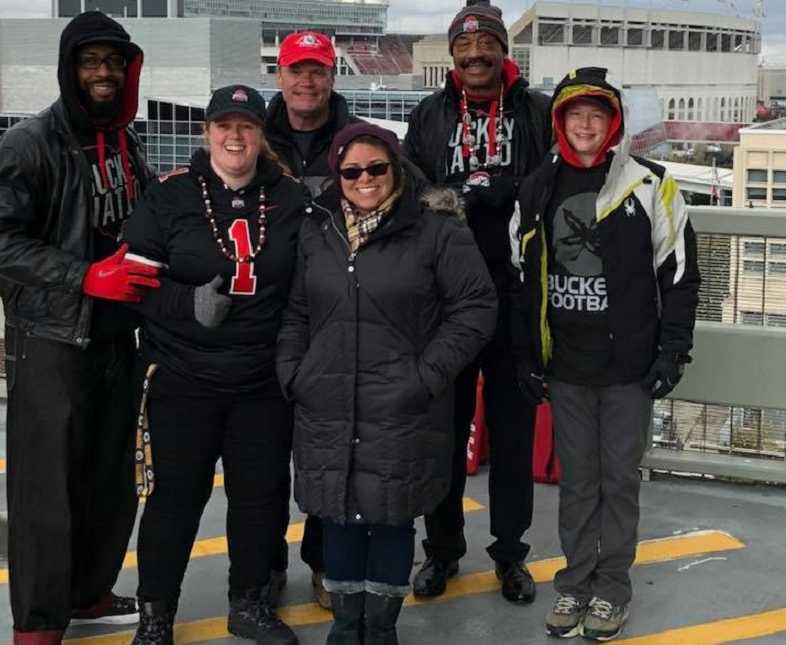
[256, 602, 298, 645]
[412, 557, 459, 598]
[495, 561, 536, 605]
[131, 601, 174, 645]
[228, 587, 298, 644]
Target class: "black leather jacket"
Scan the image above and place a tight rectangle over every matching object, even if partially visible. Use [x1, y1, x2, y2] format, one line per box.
[0, 99, 150, 347]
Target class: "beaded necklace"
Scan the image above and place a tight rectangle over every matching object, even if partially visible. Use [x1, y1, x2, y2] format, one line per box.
[198, 175, 267, 262]
[460, 85, 507, 171]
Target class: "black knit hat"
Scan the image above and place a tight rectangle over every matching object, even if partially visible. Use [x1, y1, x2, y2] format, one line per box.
[448, 0, 508, 54]
[206, 85, 266, 125]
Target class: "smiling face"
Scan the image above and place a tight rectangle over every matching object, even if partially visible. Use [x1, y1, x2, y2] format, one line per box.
[339, 141, 395, 213]
[205, 113, 265, 187]
[563, 99, 613, 167]
[452, 31, 504, 96]
[277, 61, 334, 128]
[76, 43, 126, 106]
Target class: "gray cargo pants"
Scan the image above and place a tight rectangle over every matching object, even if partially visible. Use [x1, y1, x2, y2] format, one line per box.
[550, 380, 652, 606]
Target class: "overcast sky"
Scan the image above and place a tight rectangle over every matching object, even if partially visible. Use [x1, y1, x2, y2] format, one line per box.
[2, 0, 786, 61]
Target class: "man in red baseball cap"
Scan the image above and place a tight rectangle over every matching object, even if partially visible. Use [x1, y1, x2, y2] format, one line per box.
[265, 30, 362, 611]
[265, 32, 363, 201]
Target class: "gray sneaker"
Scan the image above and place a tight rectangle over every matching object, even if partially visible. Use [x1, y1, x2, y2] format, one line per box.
[545, 593, 588, 638]
[580, 597, 630, 641]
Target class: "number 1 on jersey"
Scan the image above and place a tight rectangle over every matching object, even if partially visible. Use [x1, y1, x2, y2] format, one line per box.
[228, 219, 258, 295]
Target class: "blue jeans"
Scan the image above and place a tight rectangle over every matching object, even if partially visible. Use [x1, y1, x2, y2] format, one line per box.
[322, 521, 415, 596]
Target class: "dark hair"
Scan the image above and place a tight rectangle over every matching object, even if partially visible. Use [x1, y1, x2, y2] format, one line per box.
[337, 135, 403, 191]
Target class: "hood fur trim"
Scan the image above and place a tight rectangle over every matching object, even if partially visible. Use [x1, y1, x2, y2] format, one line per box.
[421, 187, 466, 221]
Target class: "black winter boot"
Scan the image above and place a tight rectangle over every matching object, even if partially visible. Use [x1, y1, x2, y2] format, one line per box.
[227, 586, 298, 645]
[327, 591, 365, 645]
[363, 593, 404, 645]
[130, 600, 175, 645]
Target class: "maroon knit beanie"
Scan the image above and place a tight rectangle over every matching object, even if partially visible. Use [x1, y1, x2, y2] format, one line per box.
[328, 122, 401, 172]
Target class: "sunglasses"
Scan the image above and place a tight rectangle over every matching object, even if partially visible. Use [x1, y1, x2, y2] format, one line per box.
[338, 162, 391, 181]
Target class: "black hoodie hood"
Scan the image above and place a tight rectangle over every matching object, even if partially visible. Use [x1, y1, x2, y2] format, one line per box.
[58, 11, 143, 133]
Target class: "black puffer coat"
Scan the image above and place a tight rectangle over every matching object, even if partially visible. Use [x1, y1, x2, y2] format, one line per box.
[276, 179, 497, 526]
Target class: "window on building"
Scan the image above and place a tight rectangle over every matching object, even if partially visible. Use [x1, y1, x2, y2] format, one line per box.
[744, 241, 765, 256]
[720, 97, 726, 121]
[741, 310, 764, 325]
[772, 188, 786, 204]
[627, 27, 644, 46]
[601, 26, 620, 45]
[767, 313, 786, 327]
[572, 25, 593, 45]
[743, 260, 765, 273]
[687, 98, 695, 120]
[668, 98, 676, 120]
[539, 21, 566, 45]
[769, 261, 786, 273]
[707, 32, 718, 51]
[770, 242, 786, 257]
[748, 169, 767, 183]
[514, 23, 533, 44]
[669, 29, 685, 50]
[721, 33, 732, 52]
[697, 97, 703, 120]
[773, 171, 786, 183]
[651, 29, 665, 49]
[746, 187, 767, 202]
[677, 98, 685, 120]
[689, 30, 703, 51]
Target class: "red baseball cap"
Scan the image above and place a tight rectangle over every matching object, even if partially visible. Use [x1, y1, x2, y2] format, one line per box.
[278, 31, 336, 67]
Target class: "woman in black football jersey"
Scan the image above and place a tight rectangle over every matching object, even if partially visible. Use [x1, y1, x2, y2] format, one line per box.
[123, 85, 302, 645]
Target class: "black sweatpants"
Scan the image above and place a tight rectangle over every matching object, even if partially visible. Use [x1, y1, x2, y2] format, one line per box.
[422, 297, 536, 565]
[136, 365, 292, 605]
[6, 329, 138, 632]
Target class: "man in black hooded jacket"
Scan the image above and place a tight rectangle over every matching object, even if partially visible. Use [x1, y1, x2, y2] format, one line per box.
[0, 12, 158, 644]
[403, 0, 551, 605]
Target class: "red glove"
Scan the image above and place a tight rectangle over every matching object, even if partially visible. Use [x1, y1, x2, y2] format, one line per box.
[82, 244, 161, 303]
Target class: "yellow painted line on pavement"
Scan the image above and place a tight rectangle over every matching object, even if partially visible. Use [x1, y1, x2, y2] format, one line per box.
[0, 458, 5, 473]
[0, 498, 484, 585]
[63, 529, 744, 645]
[616, 606, 786, 644]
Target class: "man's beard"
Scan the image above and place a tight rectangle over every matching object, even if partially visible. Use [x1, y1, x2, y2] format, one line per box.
[79, 87, 124, 124]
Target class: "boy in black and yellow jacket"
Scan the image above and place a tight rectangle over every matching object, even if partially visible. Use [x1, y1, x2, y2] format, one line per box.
[509, 67, 700, 641]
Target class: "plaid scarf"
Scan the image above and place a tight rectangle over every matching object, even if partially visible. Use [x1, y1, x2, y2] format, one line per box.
[341, 181, 404, 253]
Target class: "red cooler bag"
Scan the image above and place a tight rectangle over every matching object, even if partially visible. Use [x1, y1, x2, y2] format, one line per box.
[532, 402, 561, 483]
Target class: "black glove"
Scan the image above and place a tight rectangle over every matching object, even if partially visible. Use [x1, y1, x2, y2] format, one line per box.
[462, 172, 518, 212]
[194, 275, 231, 328]
[643, 353, 691, 399]
[516, 360, 547, 406]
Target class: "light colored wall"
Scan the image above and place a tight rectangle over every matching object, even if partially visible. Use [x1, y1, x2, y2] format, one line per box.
[0, 18, 259, 115]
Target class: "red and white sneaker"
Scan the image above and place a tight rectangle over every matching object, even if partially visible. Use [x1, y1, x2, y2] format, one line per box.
[71, 592, 140, 625]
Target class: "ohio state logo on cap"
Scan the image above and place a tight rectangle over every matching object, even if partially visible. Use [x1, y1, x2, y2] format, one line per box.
[297, 33, 319, 47]
[232, 88, 249, 103]
[463, 16, 479, 33]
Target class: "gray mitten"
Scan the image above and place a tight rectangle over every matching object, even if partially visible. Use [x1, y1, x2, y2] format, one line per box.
[194, 275, 231, 328]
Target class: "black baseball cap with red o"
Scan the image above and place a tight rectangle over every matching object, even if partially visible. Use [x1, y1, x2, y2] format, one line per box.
[206, 84, 266, 125]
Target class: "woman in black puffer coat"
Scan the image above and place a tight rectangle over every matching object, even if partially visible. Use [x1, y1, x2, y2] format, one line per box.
[276, 123, 497, 645]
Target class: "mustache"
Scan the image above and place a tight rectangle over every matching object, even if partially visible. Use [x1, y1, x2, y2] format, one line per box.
[461, 57, 493, 69]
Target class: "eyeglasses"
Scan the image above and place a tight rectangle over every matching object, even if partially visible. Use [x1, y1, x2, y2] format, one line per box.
[78, 53, 126, 71]
[338, 162, 391, 181]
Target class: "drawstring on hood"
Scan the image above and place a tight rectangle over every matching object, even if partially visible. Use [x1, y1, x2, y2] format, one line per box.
[550, 67, 623, 169]
[58, 11, 143, 199]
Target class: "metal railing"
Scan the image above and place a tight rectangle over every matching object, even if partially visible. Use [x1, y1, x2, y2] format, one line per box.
[644, 206, 786, 483]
